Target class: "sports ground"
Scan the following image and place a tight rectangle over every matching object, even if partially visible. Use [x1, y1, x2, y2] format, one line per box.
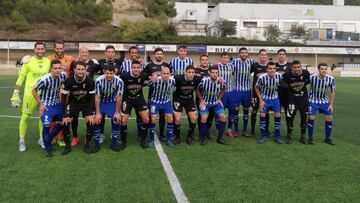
[0, 76, 359, 202]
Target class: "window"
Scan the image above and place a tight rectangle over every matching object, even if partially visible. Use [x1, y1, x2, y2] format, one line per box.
[243, 21, 257, 28]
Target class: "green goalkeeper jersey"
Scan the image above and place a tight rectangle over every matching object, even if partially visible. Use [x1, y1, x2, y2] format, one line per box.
[16, 56, 51, 95]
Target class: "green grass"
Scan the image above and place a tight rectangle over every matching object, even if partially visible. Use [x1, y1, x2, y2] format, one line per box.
[0, 76, 359, 202]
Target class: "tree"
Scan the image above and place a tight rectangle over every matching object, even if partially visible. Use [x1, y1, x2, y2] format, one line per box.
[290, 24, 307, 38]
[264, 24, 281, 42]
[143, 0, 176, 18]
[5, 10, 29, 32]
[0, 0, 16, 16]
[214, 18, 237, 37]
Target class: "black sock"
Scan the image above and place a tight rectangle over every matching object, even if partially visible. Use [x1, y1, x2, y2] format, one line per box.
[71, 118, 78, 137]
[159, 112, 165, 138]
[251, 112, 257, 133]
[120, 125, 127, 143]
[174, 124, 181, 138]
[188, 122, 196, 138]
[85, 122, 94, 144]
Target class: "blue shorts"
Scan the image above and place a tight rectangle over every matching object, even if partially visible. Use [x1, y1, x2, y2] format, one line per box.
[260, 99, 281, 113]
[199, 103, 225, 117]
[41, 104, 63, 126]
[100, 102, 116, 118]
[309, 102, 332, 116]
[221, 92, 232, 109]
[149, 101, 173, 115]
[231, 90, 251, 109]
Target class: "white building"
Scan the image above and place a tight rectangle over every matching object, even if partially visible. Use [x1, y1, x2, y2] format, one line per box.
[173, 0, 360, 40]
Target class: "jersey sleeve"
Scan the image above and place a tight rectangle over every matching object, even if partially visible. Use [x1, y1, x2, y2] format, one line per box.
[95, 79, 101, 95]
[15, 62, 28, 87]
[34, 77, 45, 91]
[250, 63, 255, 73]
[117, 79, 124, 96]
[61, 78, 71, 95]
[88, 79, 96, 95]
[255, 76, 263, 88]
[329, 77, 336, 92]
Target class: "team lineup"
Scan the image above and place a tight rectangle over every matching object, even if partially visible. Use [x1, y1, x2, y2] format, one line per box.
[10, 41, 336, 157]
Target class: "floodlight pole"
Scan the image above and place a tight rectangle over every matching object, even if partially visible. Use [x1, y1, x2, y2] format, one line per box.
[7, 39, 10, 69]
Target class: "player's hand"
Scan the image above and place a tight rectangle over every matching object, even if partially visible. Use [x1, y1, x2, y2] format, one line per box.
[217, 99, 224, 108]
[63, 117, 71, 125]
[39, 104, 48, 117]
[86, 115, 96, 125]
[21, 55, 31, 64]
[11, 89, 21, 108]
[139, 58, 145, 65]
[92, 59, 99, 65]
[95, 113, 102, 124]
[328, 104, 334, 112]
[219, 77, 225, 84]
[259, 100, 266, 110]
[150, 73, 157, 82]
[113, 112, 121, 124]
[199, 100, 206, 110]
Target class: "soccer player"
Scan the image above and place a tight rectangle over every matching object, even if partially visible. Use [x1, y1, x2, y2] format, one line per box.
[143, 48, 170, 141]
[11, 42, 51, 152]
[196, 65, 227, 145]
[307, 63, 336, 145]
[276, 49, 292, 117]
[169, 45, 194, 76]
[216, 52, 236, 138]
[120, 60, 150, 149]
[148, 66, 175, 148]
[69, 46, 100, 147]
[98, 45, 122, 143]
[94, 66, 123, 152]
[173, 65, 201, 145]
[120, 46, 145, 73]
[281, 60, 310, 144]
[48, 40, 75, 75]
[250, 49, 271, 137]
[61, 61, 97, 155]
[32, 59, 66, 157]
[255, 62, 284, 144]
[230, 47, 254, 137]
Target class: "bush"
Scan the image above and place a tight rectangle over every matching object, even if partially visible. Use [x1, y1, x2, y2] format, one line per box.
[5, 10, 29, 32]
[75, 0, 112, 25]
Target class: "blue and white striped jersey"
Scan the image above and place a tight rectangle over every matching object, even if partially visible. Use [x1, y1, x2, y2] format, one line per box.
[217, 63, 234, 92]
[198, 77, 225, 106]
[95, 75, 124, 103]
[256, 72, 282, 100]
[309, 74, 336, 104]
[231, 58, 254, 91]
[34, 72, 67, 106]
[148, 76, 176, 104]
[120, 59, 144, 73]
[169, 57, 194, 76]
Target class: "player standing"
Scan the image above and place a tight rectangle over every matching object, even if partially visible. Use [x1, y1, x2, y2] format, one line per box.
[255, 62, 284, 144]
[11, 42, 51, 152]
[281, 60, 310, 144]
[169, 45, 194, 76]
[307, 63, 336, 145]
[276, 49, 292, 118]
[32, 59, 66, 157]
[230, 47, 254, 137]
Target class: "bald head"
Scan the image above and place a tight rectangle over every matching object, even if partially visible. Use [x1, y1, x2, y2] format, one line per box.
[79, 46, 89, 61]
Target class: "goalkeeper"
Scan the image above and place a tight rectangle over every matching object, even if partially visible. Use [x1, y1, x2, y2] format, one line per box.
[11, 42, 51, 152]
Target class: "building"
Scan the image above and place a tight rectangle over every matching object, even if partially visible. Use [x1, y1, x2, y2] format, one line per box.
[173, 0, 360, 41]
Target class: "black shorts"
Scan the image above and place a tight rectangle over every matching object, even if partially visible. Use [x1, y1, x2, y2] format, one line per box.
[251, 92, 259, 111]
[278, 88, 289, 109]
[286, 99, 308, 117]
[67, 104, 93, 118]
[121, 97, 148, 115]
[173, 98, 196, 113]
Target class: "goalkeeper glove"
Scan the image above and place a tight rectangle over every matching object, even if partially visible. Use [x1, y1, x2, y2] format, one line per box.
[11, 89, 21, 108]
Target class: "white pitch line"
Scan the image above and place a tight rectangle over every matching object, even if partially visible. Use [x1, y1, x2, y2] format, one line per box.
[154, 135, 189, 203]
[0, 86, 13, 89]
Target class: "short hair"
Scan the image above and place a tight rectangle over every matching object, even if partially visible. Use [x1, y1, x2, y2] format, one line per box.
[161, 65, 170, 72]
[277, 48, 286, 54]
[259, 49, 267, 54]
[131, 60, 141, 66]
[185, 65, 195, 72]
[105, 45, 115, 51]
[128, 46, 137, 53]
[51, 59, 62, 68]
[199, 54, 208, 60]
[34, 41, 46, 49]
[154, 47, 164, 54]
[239, 47, 247, 53]
[267, 61, 276, 67]
[220, 52, 229, 57]
[292, 60, 301, 66]
[178, 45, 187, 50]
[318, 63, 328, 69]
[209, 64, 218, 71]
[73, 61, 87, 69]
[103, 65, 115, 72]
[54, 40, 64, 48]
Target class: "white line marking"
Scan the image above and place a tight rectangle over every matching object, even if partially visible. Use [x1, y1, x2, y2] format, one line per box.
[0, 86, 13, 89]
[154, 135, 189, 203]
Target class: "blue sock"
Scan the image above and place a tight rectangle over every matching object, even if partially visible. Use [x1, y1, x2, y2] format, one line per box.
[234, 114, 239, 132]
[243, 109, 249, 132]
[260, 116, 266, 139]
[274, 117, 281, 139]
[94, 124, 101, 146]
[308, 119, 315, 142]
[325, 121, 332, 140]
[42, 126, 51, 153]
[112, 122, 120, 145]
[149, 123, 156, 141]
[166, 122, 174, 141]
[217, 121, 226, 140]
[228, 112, 236, 130]
[200, 122, 207, 141]
[50, 124, 62, 140]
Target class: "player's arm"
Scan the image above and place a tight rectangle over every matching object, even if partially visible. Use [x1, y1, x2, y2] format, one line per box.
[11, 60, 29, 107]
[114, 81, 123, 124]
[32, 80, 47, 117]
[255, 81, 265, 110]
[328, 79, 336, 112]
[217, 84, 226, 107]
[61, 81, 72, 125]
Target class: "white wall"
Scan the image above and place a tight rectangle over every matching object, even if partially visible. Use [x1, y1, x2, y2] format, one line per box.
[173, 2, 208, 24]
